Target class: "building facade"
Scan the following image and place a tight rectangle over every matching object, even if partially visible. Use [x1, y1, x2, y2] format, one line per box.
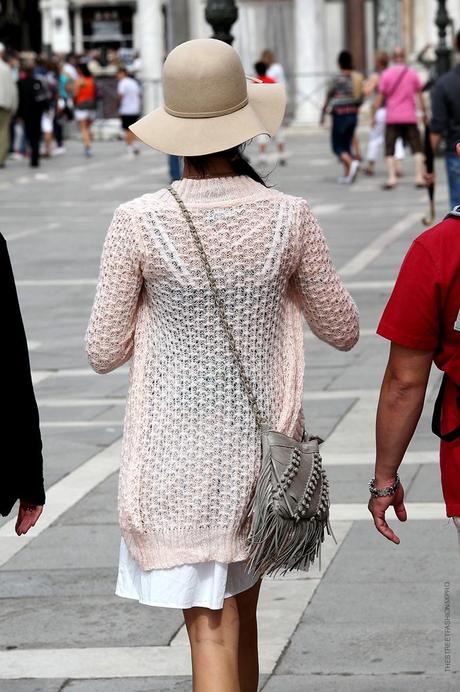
[2, 0, 459, 121]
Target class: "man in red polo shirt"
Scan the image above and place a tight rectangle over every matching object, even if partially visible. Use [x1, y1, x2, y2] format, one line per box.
[368, 146, 460, 551]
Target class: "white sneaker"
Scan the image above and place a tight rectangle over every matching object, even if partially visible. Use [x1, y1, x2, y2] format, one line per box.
[346, 159, 360, 183]
[53, 146, 66, 156]
[453, 517, 460, 555]
[337, 175, 351, 185]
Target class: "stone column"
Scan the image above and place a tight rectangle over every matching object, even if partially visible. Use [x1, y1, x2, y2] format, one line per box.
[49, 0, 71, 53]
[188, 0, 208, 39]
[345, 0, 366, 70]
[73, 6, 84, 53]
[293, 0, 326, 124]
[376, 0, 402, 51]
[40, 0, 52, 51]
[137, 0, 164, 114]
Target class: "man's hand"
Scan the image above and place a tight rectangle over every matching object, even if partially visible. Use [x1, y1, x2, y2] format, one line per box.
[424, 170, 435, 186]
[368, 483, 407, 544]
[15, 500, 43, 536]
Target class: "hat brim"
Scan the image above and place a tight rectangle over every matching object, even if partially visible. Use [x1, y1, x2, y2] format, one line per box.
[129, 82, 286, 157]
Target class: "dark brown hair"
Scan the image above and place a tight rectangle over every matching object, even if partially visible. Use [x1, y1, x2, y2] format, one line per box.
[184, 144, 268, 186]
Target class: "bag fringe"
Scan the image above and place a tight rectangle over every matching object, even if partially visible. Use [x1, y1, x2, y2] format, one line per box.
[244, 462, 332, 579]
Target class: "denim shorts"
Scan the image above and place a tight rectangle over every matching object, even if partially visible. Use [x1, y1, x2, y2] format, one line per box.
[331, 113, 357, 157]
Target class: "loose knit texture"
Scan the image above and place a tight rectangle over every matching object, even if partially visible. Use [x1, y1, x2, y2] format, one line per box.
[86, 175, 359, 570]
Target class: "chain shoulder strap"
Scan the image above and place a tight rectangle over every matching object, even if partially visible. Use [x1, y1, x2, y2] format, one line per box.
[167, 185, 267, 430]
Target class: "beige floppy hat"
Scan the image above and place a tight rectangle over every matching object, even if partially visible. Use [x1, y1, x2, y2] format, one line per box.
[130, 38, 286, 157]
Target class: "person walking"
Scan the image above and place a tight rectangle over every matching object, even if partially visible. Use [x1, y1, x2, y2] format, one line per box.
[369, 149, 460, 552]
[372, 47, 427, 190]
[116, 66, 141, 158]
[321, 50, 363, 184]
[17, 62, 48, 168]
[0, 233, 45, 533]
[86, 38, 359, 692]
[73, 63, 97, 157]
[253, 61, 278, 166]
[363, 50, 405, 177]
[428, 31, 460, 210]
[260, 50, 287, 165]
[0, 42, 18, 168]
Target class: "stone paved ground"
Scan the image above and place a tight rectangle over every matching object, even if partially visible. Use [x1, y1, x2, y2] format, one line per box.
[0, 128, 458, 691]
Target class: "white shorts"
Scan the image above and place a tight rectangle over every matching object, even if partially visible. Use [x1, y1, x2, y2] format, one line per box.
[115, 536, 259, 610]
[41, 111, 54, 134]
[75, 109, 96, 122]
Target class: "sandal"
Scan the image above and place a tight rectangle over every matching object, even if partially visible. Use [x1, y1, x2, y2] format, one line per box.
[382, 183, 396, 190]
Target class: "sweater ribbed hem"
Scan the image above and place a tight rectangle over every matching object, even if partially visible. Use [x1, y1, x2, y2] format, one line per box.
[121, 527, 251, 571]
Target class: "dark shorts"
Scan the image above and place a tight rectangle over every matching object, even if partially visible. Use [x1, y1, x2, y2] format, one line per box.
[121, 114, 139, 130]
[332, 113, 358, 158]
[385, 123, 422, 156]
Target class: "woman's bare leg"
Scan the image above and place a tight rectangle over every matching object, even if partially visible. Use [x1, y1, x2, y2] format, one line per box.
[183, 596, 241, 692]
[79, 120, 91, 149]
[235, 578, 262, 692]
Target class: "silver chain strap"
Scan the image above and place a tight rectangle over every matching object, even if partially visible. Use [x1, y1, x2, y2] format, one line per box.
[168, 185, 267, 431]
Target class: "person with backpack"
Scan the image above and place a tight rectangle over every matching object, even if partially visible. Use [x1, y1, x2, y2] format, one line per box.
[371, 47, 427, 190]
[17, 60, 49, 168]
[73, 62, 97, 157]
[320, 50, 363, 184]
[369, 148, 460, 552]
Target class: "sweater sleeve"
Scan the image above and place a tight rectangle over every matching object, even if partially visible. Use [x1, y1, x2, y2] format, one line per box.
[86, 205, 144, 374]
[290, 200, 359, 351]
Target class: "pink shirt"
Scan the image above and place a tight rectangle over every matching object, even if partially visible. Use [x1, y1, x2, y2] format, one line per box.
[379, 65, 422, 124]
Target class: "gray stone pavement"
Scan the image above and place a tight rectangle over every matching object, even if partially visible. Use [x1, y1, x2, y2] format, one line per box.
[0, 129, 458, 691]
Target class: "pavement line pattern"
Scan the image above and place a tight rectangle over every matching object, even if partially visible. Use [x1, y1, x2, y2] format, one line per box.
[330, 502, 446, 521]
[338, 211, 420, 277]
[0, 522, 353, 679]
[7, 221, 61, 242]
[40, 421, 123, 429]
[0, 439, 121, 568]
[322, 373, 441, 457]
[345, 280, 394, 290]
[17, 278, 98, 287]
[325, 451, 438, 465]
[17, 279, 394, 290]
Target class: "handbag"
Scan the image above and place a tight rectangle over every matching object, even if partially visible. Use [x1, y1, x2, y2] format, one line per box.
[168, 185, 333, 578]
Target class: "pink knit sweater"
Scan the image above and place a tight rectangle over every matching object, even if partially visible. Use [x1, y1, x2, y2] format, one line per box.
[86, 176, 359, 570]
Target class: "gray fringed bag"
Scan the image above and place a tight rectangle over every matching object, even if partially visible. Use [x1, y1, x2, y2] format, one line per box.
[168, 185, 333, 579]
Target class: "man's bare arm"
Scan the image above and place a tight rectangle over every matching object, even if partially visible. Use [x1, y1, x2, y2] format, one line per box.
[375, 343, 433, 485]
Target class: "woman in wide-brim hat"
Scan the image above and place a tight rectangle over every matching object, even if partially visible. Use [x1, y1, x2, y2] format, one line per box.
[86, 38, 359, 691]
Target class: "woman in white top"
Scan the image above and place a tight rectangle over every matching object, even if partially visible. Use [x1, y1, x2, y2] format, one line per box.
[87, 38, 359, 692]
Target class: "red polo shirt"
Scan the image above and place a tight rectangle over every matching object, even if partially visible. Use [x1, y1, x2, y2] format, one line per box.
[377, 216, 460, 516]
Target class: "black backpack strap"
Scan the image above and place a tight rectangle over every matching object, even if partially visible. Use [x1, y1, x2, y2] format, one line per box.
[432, 373, 460, 441]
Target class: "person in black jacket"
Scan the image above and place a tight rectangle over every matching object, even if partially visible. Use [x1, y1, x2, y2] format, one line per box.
[17, 61, 49, 168]
[1, 233, 45, 534]
[429, 31, 460, 210]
